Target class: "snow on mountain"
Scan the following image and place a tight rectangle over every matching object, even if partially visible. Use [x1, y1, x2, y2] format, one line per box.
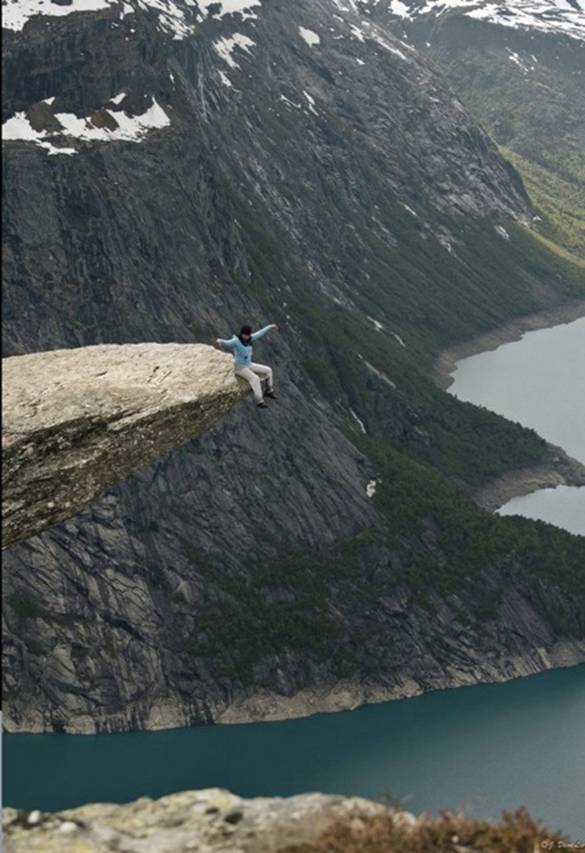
[214, 33, 255, 67]
[378, 0, 585, 40]
[299, 26, 322, 45]
[1, 0, 119, 31]
[2, 0, 263, 36]
[2, 97, 170, 153]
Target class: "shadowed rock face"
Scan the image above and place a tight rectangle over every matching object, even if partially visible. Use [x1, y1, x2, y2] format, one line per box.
[2, 343, 248, 548]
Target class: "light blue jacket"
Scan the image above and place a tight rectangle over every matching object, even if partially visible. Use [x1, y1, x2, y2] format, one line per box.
[217, 325, 274, 366]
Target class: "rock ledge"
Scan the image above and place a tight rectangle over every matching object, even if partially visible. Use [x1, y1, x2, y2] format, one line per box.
[2, 788, 570, 852]
[2, 343, 247, 548]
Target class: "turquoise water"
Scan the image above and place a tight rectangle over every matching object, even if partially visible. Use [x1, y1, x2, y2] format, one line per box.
[449, 316, 585, 534]
[4, 665, 585, 837]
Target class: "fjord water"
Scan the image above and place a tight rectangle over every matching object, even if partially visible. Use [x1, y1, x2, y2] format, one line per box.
[4, 665, 585, 837]
[449, 316, 585, 534]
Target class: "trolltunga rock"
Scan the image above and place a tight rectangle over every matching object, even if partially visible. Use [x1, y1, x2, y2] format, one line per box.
[2, 343, 248, 548]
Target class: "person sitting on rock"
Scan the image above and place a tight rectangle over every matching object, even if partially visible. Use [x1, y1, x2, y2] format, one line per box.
[215, 323, 279, 408]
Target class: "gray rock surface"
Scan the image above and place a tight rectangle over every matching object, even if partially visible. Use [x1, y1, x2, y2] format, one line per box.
[2, 789, 391, 853]
[2, 344, 248, 548]
[1, 786, 570, 852]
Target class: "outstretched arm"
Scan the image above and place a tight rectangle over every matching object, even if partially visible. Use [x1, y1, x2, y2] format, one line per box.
[215, 335, 238, 349]
[251, 324, 279, 341]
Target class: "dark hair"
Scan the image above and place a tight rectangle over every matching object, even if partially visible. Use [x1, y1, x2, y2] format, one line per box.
[239, 325, 252, 339]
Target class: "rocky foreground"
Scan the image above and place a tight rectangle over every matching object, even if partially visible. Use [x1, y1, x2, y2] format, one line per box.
[1, 788, 571, 852]
[2, 344, 247, 548]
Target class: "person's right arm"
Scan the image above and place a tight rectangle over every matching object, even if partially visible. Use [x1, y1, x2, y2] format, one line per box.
[215, 335, 237, 349]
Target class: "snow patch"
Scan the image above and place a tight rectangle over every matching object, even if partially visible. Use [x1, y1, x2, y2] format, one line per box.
[198, 0, 261, 19]
[366, 480, 377, 498]
[55, 99, 170, 141]
[350, 408, 367, 434]
[392, 332, 407, 348]
[280, 94, 301, 109]
[364, 360, 397, 389]
[214, 33, 255, 68]
[372, 33, 409, 60]
[437, 232, 457, 254]
[299, 26, 320, 46]
[495, 224, 511, 240]
[2, 0, 118, 31]
[3, 112, 48, 142]
[218, 70, 234, 88]
[133, 0, 198, 40]
[39, 142, 77, 156]
[303, 90, 319, 115]
[401, 202, 418, 217]
[367, 316, 385, 332]
[2, 111, 75, 154]
[389, 0, 412, 17]
[411, 0, 585, 42]
[2, 98, 170, 152]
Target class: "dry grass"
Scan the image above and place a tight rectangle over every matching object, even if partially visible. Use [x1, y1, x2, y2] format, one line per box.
[283, 806, 570, 853]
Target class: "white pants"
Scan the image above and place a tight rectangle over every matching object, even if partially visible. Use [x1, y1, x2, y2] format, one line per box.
[235, 362, 273, 403]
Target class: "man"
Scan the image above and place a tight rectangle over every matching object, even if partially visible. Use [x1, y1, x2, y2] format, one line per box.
[215, 323, 279, 408]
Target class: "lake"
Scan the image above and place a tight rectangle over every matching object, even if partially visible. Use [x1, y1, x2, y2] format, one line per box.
[4, 665, 585, 837]
[449, 316, 585, 535]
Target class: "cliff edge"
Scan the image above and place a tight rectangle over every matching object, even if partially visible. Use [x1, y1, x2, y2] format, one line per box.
[2, 343, 247, 548]
[2, 788, 570, 852]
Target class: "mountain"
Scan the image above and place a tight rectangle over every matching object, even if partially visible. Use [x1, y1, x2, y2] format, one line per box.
[365, 0, 585, 256]
[2, 0, 584, 733]
[371, 0, 585, 41]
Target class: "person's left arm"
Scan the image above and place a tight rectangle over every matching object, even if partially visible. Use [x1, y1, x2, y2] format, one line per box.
[251, 324, 278, 341]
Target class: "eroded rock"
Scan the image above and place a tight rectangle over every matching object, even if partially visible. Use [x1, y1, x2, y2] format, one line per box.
[2, 343, 248, 548]
[1, 788, 569, 852]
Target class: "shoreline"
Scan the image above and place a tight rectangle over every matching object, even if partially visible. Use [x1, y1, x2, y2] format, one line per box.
[216, 642, 585, 725]
[434, 298, 585, 391]
[3, 641, 584, 735]
[473, 447, 585, 513]
[434, 298, 585, 511]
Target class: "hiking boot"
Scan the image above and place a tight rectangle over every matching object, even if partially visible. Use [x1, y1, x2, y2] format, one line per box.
[264, 390, 277, 399]
[257, 401, 269, 408]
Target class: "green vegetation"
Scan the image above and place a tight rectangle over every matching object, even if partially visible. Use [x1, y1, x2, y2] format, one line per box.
[230, 183, 582, 488]
[8, 593, 48, 621]
[500, 148, 585, 259]
[183, 434, 584, 684]
[178, 74, 585, 687]
[7, 592, 74, 626]
[421, 41, 585, 259]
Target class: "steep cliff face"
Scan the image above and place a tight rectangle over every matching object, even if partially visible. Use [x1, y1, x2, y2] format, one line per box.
[366, 0, 585, 256]
[2, 0, 584, 733]
[2, 343, 249, 547]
